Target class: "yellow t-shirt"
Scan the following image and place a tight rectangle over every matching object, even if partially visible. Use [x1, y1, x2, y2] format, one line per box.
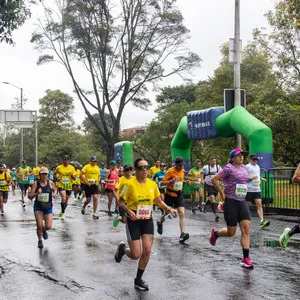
[81, 164, 100, 184]
[149, 166, 160, 179]
[121, 177, 160, 211]
[116, 175, 135, 193]
[0, 172, 11, 191]
[33, 166, 41, 180]
[73, 169, 81, 185]
[55, 164, 75, 190]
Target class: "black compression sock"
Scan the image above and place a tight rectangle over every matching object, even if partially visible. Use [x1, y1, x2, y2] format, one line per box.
[243, 248, 249, 259]
[136, 268, 144, 281]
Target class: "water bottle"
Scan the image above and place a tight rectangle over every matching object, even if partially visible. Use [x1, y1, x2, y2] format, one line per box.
[113, 214, 120, 227]
[202, 201, 206, 213]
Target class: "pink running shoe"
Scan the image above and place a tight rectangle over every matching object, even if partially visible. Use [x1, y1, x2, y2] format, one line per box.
[210, 227, 218, 246]
[240, 257, 254, 269]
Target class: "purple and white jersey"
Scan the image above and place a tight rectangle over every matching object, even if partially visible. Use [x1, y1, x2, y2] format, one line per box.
[218, 163, 248, 201]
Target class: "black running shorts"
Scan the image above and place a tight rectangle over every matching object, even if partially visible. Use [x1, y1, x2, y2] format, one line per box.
[126, 218, 154, 241]
[223, 198, 251, 227]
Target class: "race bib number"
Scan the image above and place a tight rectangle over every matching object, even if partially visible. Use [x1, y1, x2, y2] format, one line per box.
[100, 179, 105, 184]
[62, 178, 70, 184]
[29, 179, 35, 185]
[88, 178, 96, 184]
[109, 180, 116, 185]
[23, 176, 28, 181]
[38, 193, 49, 202]
[252, 178, 260, 187]
[235, 184, 248, 197]
[173, 181, 183, 191]
[136, 205, 152, 220]
[0, 180, 5, 186]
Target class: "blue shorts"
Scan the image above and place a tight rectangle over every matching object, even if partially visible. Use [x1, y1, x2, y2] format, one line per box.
[34, 203, 53, 215]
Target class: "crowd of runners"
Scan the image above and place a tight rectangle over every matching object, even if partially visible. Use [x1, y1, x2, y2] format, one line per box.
[0, 150, 299, 291]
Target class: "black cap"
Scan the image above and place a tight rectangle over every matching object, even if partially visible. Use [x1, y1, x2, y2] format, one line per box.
[90, 156, 97, 161]
[63, 155, 69, 160]
[117, 159, 122, 164]
[22, 160, 27, 164]
[123, 164, 132, 172]
[101, 162, 105, 166]
[249, 153, 259, 160]
[175, 156, 184, 165]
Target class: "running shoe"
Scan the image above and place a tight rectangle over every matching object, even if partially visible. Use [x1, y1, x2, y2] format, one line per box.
[198, 205, 202, 212]
[192, 208, 196, 214]
[210, 227, 218, 246]
[38, 240, 44, 249]
[22, 201, 26, 208]
[240, 257, 254, 269]
[260, 220, 270, 229]
[215, 215, 220, 222]
[59, 211, 63, 217]
[92, 214, 99, 219]
[1, 211, 4, 216]
[115, 242, 126, 263]
[108, 211, 113, 217]
[157, 221, 163, 235]
[81, 207, 85, 215]
[114, 209, 119, 214]
[279, 227, 291, 248]
[134, 278, 149, 291]
[42, 229, 48, 240]
[179, 232, 189, 244]
[60, 213, 65, 220]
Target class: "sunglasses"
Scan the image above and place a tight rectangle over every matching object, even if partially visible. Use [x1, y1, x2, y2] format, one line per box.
[136, 165, 149, 171]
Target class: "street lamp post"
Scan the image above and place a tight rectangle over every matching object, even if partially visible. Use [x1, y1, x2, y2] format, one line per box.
[234, 0, 241, 148]
[2, 81, 24, 162]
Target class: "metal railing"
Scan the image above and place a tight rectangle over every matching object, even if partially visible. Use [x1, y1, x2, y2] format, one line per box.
[263, 167, 300, 214]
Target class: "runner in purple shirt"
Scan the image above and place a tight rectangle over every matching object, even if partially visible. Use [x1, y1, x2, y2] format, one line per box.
[209, 148, 253, 269]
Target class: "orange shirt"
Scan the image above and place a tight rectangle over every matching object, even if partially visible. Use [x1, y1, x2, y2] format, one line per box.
[163, 166, 185, 197]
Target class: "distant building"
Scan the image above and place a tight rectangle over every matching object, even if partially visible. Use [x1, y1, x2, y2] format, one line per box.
[119, 126, 147, 139]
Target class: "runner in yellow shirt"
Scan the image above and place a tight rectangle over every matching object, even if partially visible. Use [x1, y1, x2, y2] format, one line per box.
[149, 159, 161, 179]
[80, 156, 101, 219]
[54, 155, 76, 220]
[114, 157, 177, 291]
[0, 163, 11, 215]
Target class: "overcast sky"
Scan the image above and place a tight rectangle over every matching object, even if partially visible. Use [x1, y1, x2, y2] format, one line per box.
[0, 0, 276, 129]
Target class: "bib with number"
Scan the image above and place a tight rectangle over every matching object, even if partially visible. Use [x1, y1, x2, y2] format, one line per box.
[62, 178, 70, 184]
[136, 205, 152, 220]
[235, 184, 248, 197]
[23, 176, 28, 181]
[0, 180, 5, 186]
[38, 193, 49, 202]
[252, 178, 260, 187]
[173, 181, 183, 191]
[29, 179, 35, 185]
[109, 179, 116, 185]
[88, 178, 96, 184]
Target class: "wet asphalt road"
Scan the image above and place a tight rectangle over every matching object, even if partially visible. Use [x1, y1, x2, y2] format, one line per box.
[0, 190, 300, 300]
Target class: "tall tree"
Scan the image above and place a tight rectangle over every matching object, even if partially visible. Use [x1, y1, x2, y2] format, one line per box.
[254, 0, 300, 91]
[38, 89, 75, 134]
[0, 0, 31, 44]
[31, 0, 201, 160]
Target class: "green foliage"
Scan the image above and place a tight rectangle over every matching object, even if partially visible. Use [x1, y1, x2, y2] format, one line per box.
[38, 89, 75, 133]
[0, 0, 31, 44]
[32, 0, 201, 160]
